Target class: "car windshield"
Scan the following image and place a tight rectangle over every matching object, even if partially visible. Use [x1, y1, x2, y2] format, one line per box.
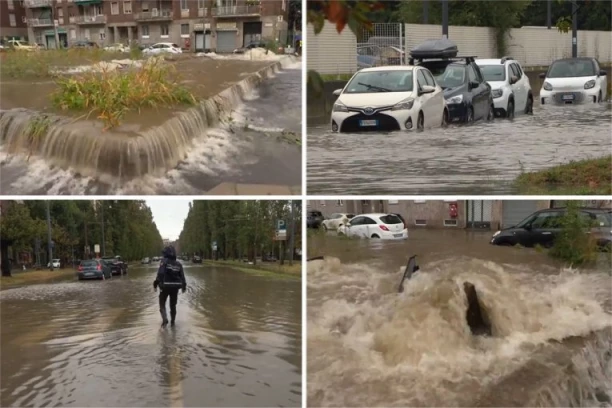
[379, 214, 403, 224]
[547, 59, 596, 78]
[479, 65, 506, 82]
[422, 63, 466, 89]
[594, 212, 611, 227]
[344, 70, 414, 93]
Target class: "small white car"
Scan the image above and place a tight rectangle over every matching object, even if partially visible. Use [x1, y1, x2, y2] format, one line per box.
[143, 42, 182, 56]
[322, 213, 355, 231]
[331, 65, 449, 133]
[47, 259, 61, 269]
[338, 213, 408, 240]
[539, 57, 607, 105]
[476, 57, 533, 118]
[104, 43, 128, 53]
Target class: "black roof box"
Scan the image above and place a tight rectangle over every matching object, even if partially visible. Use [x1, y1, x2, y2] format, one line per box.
[410, 38, 458, 59]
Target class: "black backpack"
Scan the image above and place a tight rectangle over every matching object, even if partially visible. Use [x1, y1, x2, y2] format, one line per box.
[162, 261, 182, 288]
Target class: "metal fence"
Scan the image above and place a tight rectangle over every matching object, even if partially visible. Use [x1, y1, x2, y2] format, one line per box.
[357, 23, 405, 69]
[467, 200, 493, 229]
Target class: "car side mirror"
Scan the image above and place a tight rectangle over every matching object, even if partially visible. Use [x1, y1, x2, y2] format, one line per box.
[538, 72, 546, 79]
[332, 89, 342, 96]
[523, 224, 532, 231]
[599, 70, 607, 76]
[510, 76, 518, 84]
[470, 81, 480, 89]
[420, 85, 435, 94]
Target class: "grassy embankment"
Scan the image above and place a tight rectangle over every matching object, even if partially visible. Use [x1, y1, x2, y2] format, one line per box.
[1, 48, 195, 129]
[203, 260, 301, 280]
[0, 268, 76, 291]
[514, 156, 612, 195]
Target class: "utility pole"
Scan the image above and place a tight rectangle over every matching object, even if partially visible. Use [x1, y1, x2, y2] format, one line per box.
[100, 205, 106, 257]
[422, 0, 429, 24]
[571, 0, 578, 58]
[546, 0, 552, 29]
[288, 201, 296, 266]
[52, 4, 60, 48]
[253, 204, 259, 265]
[46, 201, 53, 270]
[441, 0, 449, 38]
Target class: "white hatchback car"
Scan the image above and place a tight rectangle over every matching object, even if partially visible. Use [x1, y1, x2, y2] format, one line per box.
[47, 259, 61, 268]
[476, 57, 533, 118]
[143, 42, 182, 55]
[338, 213, 408, 240]
[539, 57, 607, 104]
[331, 65, 448, 132]
[322, 213, 355, 231]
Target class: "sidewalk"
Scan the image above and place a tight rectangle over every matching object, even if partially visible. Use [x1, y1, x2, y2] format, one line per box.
[206, 182, 301, 195]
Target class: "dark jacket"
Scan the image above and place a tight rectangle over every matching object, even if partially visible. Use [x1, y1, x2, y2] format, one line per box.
[154, 247, 186, 291]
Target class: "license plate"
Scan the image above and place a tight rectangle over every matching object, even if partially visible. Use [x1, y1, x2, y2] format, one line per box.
[562, 94, 574, 100]
[393, 233, 403, 238]
[85, 272, 93, 276]
[359, 120, 377, 127]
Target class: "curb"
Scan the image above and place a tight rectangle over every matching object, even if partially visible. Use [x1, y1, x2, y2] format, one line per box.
[206, 182, 301, 195]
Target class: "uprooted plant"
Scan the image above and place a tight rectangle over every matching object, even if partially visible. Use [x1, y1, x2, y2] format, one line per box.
[24, 115, 53, 160]
[51, 58, 197, 130]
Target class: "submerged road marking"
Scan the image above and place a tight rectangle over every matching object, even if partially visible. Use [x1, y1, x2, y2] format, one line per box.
[168, 348, 184, 408]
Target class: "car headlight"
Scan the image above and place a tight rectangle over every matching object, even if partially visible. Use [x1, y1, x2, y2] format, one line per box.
[584, 79, 596, 89]
[491, 89, 503, 98]
[446, 94, 463, 104]
[543, 81, 553, 91]
[333, 103, 349, 112]
[391, 98, 415, 111]
[493, 231, 501, 237]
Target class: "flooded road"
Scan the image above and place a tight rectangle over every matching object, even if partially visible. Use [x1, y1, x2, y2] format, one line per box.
[0, 63, 302, 195]
[307, 103, 612, 194]
[1, 263, 301, 407]
[307, 231, 612, 407]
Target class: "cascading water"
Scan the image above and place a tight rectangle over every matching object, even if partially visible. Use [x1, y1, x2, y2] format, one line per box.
[307, 257, 612, 407]
[0, 57, 296, 180]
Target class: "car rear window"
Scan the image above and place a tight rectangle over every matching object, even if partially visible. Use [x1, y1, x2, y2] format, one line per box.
[81, 260, 98, 266]
[380, 214, 403, 224]
[479, 65, 506, 82]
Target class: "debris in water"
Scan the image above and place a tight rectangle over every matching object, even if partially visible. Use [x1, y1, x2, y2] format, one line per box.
[463, 281, 492, 336]
[307, 256, 325, 262]
[397, 255, 419, 293]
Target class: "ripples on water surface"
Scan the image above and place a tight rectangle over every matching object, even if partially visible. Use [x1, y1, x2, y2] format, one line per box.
[307, 235, 612, 407]
[307, 103, 612, 194]
[0, 265, 301, 407]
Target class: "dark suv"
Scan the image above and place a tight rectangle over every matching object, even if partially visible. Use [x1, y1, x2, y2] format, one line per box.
[490, 207, 611, 249]
[410, 39, 493, 123]
[307, 210, 325, 229]
[101, 256, 128, 276]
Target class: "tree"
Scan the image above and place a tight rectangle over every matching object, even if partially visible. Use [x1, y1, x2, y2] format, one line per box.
[288, 0, 302, 32]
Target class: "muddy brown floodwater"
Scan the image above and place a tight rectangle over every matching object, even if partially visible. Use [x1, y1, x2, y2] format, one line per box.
[0, 263, 301, 407]
[307, 230, 612, 407]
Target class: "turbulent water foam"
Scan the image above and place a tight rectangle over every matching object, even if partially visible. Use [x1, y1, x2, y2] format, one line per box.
[0, 57, 296, 180]
[307, 257, 612, 407]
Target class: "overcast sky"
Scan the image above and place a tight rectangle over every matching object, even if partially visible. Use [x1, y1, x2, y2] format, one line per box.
[145, 200, 191, 241]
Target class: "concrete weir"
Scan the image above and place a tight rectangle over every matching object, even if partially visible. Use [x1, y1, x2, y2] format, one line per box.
[0, 56, 296, 180]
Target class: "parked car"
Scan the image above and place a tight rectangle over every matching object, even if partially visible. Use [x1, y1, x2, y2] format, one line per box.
[322, 213, 355, 231]
[331, 65, 448, 132]
[78, 259, 112, 280]
[539, 57, 607, 105]
[101, 256, 128, 276]
[410, 39, 494, 123]
[476, 56, 533, 118]
[141, 257, 151, 264]
[233, 40, 267, 54]
[71, 40, 98, 49]
[338, 213, 408, 240]
[104, 43, 129, 53]
[47, 259, 61, 269]
[6, 39, 39, 51]
[307, 210, 325, 228]
[142, 42, 182, 55]
[490, 207, 611, 249]
[192, 255, 202, 264]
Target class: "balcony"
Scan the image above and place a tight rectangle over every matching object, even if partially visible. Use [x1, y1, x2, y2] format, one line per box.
[24, 0, 52, 8]
[212, 5, 260, 18]
[134, 10, 173, 22]
[28, 18, 54, 27]
[73, 0, 102, 4]
[198, 8, 208, 17]
[75, 15, 107, 25]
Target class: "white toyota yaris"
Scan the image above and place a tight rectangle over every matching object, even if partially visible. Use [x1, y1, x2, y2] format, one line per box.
[330, 65, 448, 133]
[539, 57, 607, 105]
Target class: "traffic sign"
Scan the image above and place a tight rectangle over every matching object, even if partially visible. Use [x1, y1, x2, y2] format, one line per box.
[277, 220, 286, 230]
[94, 244, 100, 253]
[212, 241, 217, 251]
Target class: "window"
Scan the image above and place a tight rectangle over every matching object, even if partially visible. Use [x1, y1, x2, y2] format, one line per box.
[84, 28, 91, 40]
[513, 63, 524, 78]
[361, 200, 369, 206]
[510, 64, 520, 79]
[198, 0, 205, 8]
[70, 28, 76, 39]
[111, 2, 119, 15]
[349, 216, 366, 226]
[422, 69, 436, 87]
[99, 30, 106, 41]
[9, 14, 16, 27]
[379, 215, 403, 225]
[57, 8, 64, 17]
[123, 1, 132, 14]
[336, 200, 344, 206]
[364, 217, 377, 225]
[530, 212, 562, 229]
[444, 219, 458, 227]
[417, 70, 427, 90]
[142, 2, 149, 11]
[415, 219, 427, 226]
[7, 0, 14, 10]
[388, 200, 399, 205]
[161, 24, 169, 37]
[344, 71, 414, 94]
[181, 23, 189, 36]
[467, 64, 478, 83]
[180, 0, 188, 9]
[141, 25, 149, 37]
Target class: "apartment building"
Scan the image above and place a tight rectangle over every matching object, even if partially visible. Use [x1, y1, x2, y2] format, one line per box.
[307, 200, 611, 231]
[23, 0, 289, 51]
[1, 0, 29, 41]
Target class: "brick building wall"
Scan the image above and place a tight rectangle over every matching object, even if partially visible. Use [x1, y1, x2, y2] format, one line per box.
[1, 0, 28, 40]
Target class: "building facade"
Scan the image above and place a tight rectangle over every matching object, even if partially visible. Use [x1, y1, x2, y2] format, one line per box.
[23, 0, 289, 51]
[1, 0, 29, 41]
[307, 200, 612, 231]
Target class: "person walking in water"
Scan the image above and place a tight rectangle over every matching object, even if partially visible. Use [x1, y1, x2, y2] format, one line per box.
[153, 246, 187, 328]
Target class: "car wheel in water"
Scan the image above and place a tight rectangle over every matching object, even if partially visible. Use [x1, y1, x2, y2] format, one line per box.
[323, 224, 328, 231]
[525, 96, 533, 114]
[598, 91, 602, 103]
[441, 109, 449, 127]
[487, 104, 494, 121]
[371, 234, 380, 239]
[507, 100, 514, 119]
[466, 107, 474, 124]
[417, 112, 424, 131]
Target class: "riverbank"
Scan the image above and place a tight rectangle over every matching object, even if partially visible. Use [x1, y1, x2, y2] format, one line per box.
[0, 268, 76, 291]
[203, 260, 301, 280]
[514, 156, 612, 194]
